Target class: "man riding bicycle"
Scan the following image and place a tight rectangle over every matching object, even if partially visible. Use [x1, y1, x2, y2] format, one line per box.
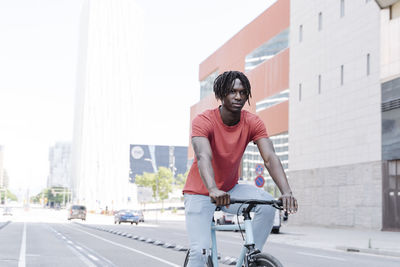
[183, 71, 298, 267]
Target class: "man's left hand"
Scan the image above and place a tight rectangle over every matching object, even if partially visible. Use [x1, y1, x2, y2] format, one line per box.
[279, 193, 298, 214]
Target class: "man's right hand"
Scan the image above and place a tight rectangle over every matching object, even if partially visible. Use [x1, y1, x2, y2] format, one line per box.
[209, 188, 230, 207]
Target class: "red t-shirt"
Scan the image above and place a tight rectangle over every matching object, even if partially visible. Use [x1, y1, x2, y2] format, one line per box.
[183, 107, 269, 195]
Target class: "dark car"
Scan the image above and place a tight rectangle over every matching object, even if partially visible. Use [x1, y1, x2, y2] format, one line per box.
[114, 209, 140, 225]
[68, 205, 86, 221]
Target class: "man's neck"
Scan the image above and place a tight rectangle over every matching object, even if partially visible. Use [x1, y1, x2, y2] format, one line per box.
[219, 106, 241, 126]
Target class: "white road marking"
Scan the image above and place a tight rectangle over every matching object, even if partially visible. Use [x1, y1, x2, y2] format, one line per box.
[48, 226, 96, 267]
[297, 251, 346, 261]
[87, 254, 99, 261]
[67, 224, 180, 267]
[66, 242, 97, 267]
[18, 222, 26, 267]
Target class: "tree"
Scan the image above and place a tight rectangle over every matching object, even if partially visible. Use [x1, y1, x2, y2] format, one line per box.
[30, 188, 69, 206]
[0, 189, 17, 203]
[136, 172, 157, 199]
[175, 170, 188, 189]
[156, 167, 174, 202]
[7, 189, 17, 201]
[135, 167, 174, 203]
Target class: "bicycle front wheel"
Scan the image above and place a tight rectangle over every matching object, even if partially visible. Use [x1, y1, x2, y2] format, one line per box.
[249, 253, 283, 267]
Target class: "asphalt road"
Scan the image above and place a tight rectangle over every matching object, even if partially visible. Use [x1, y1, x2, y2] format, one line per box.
[0, 208, 399, 267]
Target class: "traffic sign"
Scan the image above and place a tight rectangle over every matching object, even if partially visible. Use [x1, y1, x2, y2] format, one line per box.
[255, 164, 264, 175]
[254, 176, 265, 188]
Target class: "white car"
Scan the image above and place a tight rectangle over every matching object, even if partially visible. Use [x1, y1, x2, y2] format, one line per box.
[215, 209, 282, 233]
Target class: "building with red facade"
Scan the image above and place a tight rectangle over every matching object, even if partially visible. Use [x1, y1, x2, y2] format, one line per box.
[188, 0, 290, 196]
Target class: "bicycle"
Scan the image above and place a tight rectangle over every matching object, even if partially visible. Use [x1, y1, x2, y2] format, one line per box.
[183, 198, 284, 267]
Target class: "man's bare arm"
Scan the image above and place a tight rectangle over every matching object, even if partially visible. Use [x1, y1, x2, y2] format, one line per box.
[192, 136, 230, 206]
[255, 137, 298, 213]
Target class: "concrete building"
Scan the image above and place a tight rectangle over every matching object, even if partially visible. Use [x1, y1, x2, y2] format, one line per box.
[0, 145, 4, 188]
[0, 145, 5, 203]
[71, 0, 143, 211]
[377, 0, 400, 230]
[48, 142, 71, 188]
[289, 0, 400, 230]
[189, 0, 290, 198]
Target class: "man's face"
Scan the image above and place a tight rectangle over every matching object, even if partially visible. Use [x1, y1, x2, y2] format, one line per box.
[221, 78, 248, 113]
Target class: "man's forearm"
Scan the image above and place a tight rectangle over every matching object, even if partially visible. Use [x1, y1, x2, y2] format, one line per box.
[264, 154, 292, 195]
[197, 158, 218, 192]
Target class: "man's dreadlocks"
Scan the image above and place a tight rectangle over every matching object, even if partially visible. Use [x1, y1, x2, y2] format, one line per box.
[213, 71, 252, 104]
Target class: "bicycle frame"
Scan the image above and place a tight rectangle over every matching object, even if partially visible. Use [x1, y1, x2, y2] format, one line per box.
[210, 219, 253, 267]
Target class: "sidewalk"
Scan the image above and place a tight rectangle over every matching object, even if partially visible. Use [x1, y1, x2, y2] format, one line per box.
[269, 224, 400, 258]
[142, 211, 400, 258]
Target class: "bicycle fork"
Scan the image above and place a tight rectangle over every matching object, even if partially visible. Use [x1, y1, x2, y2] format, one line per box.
[209, 215, 258, 267]
[237, 219, 259, 267]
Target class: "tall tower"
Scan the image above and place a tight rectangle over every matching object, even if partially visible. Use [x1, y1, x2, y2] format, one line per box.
[71, 0, 143, 210]
[48, 142, 71, 188]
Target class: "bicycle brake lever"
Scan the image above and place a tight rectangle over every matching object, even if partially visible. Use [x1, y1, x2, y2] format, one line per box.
[272, 203, 283, 210]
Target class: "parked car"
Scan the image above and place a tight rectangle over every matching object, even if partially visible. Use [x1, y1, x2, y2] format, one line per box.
[215, 209, 282, 233]
[68, 205, 86, 221]
[215, 211, 236, 225]
[2, 207, 13, 216]
[114, 209, 140, 225]
[136, 210, 144, 222]
[271, 209, 281, 233]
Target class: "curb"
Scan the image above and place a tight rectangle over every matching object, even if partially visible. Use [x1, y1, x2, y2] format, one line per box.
[336, 246, 400, 258]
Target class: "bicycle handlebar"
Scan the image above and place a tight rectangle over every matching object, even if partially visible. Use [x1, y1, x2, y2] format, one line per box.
[210, 197, 282, 207]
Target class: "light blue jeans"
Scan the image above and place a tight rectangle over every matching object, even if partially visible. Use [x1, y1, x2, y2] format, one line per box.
[184, 184, 276, 267]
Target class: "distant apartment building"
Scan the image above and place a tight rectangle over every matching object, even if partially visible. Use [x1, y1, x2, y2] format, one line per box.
[189, 0, 290, 197]
[129, 144, 188, 182]
[48, 142, 71, 188]
[289, 0, 400, 230]
[71, 0, 143, 210]
[0, 145, 4, 188]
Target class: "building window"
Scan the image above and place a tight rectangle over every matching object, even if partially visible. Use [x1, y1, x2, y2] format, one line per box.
[340, 0, 345, 17]
[390, 2, 400, 20]
[242, 132, 289, 197]
[299, 83, 302, 101]
[299, 25, 303, 42]
[318, 75, 322, 94]
[318, 12, 323, 31]
[340, 65, 344, 85]
[245, 29, 289, 71]
[256, 89, 289, 112]
[367, 53, 370, 76]
[200, 70, 218, 100]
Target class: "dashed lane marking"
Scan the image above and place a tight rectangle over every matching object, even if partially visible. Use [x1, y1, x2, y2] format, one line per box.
[18, 222, 26, 267]
[65, 224, 180, 267]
